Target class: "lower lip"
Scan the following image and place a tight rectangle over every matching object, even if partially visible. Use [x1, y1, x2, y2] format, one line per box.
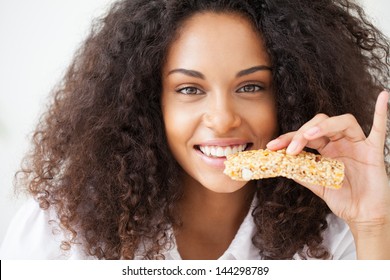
[195, 149, 228, 169]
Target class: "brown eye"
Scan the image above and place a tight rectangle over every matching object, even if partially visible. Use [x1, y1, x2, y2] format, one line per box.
[176, 87, 203, 95]
[237, 84, 264, 93]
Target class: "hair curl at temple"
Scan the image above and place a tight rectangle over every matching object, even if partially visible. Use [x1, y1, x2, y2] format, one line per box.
[17, 0, 390, 259]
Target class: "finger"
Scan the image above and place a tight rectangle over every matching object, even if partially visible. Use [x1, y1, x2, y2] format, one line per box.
[368, 91, 389, 148]
[266, 132, 295, 150]
[285, 114, 330, 155]
[267, 131, 327, 153]
[267, 114, 329, 152]
[286, 134, 331, 155]
[301, 136, 330, 153]
[302, 113, 366, 143]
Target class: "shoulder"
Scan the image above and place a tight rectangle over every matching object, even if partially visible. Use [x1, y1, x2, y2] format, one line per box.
[0, 198, 93, 259]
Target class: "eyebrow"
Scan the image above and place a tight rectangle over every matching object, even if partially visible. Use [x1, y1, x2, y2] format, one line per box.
[167, 69, 205, 79]
[167, 65, 272, 79]
[236, 65, 272, 77]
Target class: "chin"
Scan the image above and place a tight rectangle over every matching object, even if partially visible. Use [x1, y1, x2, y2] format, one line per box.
[200, 178, 249, 194]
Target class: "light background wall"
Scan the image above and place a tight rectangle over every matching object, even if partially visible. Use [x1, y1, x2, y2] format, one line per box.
[0, 0, 389, 245]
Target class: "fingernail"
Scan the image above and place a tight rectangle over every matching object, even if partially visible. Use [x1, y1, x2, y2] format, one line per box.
[266, 139, 280, 148]
[286, 141, 298, 154]
[304, 127, 319, 137]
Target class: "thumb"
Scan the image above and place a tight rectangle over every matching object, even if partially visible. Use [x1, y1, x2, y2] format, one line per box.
[368, 91, 389, 148]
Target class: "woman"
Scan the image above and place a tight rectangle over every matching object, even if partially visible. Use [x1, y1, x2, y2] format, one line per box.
[1, 0, 389, 259]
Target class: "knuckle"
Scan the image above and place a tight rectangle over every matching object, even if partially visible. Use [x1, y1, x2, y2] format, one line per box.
[315, 113, 329, 120]
[292, 131, 305, 142]
[343, 113, 357, 123]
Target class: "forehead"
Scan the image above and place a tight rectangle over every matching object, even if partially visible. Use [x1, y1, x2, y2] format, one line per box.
[163, 12, 271, 72]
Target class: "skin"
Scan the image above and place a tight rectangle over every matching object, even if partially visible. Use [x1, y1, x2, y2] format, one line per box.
[161, 12, 277, 259]
[162, 11, 390, 259]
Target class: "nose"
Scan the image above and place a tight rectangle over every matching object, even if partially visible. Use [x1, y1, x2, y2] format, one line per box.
[202, 93, 241, 134]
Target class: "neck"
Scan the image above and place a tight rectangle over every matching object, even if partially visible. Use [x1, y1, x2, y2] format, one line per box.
[174, 175, 256, 259]
[179, 179, 256, 223]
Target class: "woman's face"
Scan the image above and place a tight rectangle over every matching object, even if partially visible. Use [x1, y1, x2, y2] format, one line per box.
[161, 12, 278, 193]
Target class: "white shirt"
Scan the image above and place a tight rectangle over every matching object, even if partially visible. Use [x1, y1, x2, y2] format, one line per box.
[0, 198, 356, 260]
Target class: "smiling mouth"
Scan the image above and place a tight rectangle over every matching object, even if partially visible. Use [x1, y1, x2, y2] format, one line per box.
[195, 143, 252, 158]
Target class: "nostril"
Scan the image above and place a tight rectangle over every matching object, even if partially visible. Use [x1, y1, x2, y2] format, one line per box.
[203, 111, 241, 134]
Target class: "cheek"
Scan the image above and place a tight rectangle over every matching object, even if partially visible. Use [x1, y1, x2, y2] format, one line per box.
[246, 102, 278, 140]
[162, 98, 198, 148]
[162, 107, 177, 147]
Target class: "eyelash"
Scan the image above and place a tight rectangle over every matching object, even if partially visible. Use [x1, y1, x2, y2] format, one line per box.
[175, 87, 204, 95]
[236, 84, 264, 93]
[175, 84, 265, 95]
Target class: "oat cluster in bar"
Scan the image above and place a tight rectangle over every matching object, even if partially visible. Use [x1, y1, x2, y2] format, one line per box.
[223, 149, 344, 189]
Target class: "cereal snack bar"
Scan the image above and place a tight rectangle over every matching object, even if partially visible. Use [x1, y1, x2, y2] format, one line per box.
[223, 149, 344, 189]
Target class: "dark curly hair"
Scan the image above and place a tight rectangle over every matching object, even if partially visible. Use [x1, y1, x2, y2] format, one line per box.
[17, 0, 390, 260]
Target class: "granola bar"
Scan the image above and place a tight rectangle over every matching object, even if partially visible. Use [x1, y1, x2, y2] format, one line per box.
[223, 149, 344, 189]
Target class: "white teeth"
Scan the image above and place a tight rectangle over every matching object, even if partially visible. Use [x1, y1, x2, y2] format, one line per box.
[216, 147, 224, 157]
[223, 146, 232, 157]
[199, 144, 247, 157]
[205, 146, 210, 156]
